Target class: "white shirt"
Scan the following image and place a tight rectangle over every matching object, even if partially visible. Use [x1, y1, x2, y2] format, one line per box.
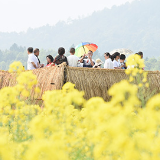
[27, 53, 39, 70]
[104, 58, 114, 69]
[67, 55, 79, 67]
[83, 58, 95, 68]
[113, 60, 120, 68]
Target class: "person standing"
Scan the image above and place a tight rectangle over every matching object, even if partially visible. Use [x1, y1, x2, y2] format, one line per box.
[120, 54, 127, 69]
[138, 51, 143, 59]
[34, 48, 44, 68]
[34, 48, 40, 64]
[104, 52, 114, 69]
[113, 52, 121, 69]
[27, 47, 39, 70]
[138, 51, 144, 70]
[53, 47, 68, 65]
[79, 50, 95, 68]
[46, 55, 55, 67]
[67, 48, 79, 67]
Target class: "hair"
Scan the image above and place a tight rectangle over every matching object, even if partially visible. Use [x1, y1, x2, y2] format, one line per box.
[46, 55, 54, 64]
[34, 48, 39, 53]
[120, 54, 126, 60]
[138, 51, 143, 56]
[58, 47, 65, 55]
[27, 47, 33, 53]
[70, 48, 75, 54]
[104, 52, 111, 58]
[88, 50, 93, 54]
[111, 52, 120, 61]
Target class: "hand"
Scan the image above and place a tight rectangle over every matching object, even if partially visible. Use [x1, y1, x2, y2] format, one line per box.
[88, 55, 92, 60]
[121, 65, 125, 68]
[40, 64, 44, 68]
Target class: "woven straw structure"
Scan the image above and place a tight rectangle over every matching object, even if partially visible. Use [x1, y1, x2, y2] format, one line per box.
[1, 64, 160, 101]
[0, 70, 16, 88]
[66, 67, 160, 101]
[147, 71, 160, 92]
[0, 64, 65, 99]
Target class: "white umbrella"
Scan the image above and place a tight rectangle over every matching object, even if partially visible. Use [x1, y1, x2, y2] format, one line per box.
[110, 48, 133, 55]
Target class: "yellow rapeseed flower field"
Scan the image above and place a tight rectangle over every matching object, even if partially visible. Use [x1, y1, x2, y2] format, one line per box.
[0, 55, 160, 160]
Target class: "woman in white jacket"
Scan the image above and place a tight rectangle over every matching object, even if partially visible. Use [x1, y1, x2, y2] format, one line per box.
[104, 52, 114, 69]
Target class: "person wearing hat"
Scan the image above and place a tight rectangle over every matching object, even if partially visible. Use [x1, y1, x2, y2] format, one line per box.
[93, 59, 103, 68]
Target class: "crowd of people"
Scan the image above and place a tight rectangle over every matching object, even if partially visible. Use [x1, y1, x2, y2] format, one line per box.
[27, 47, 143, 70]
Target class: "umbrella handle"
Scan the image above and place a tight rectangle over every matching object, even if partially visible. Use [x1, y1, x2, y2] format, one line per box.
[83, 45, 86, 55]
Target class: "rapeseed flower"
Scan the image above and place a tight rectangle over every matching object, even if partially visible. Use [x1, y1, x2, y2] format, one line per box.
[0, 58, 159, 160]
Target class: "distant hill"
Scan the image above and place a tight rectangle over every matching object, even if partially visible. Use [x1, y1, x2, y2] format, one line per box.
[0, 0, 160, 57]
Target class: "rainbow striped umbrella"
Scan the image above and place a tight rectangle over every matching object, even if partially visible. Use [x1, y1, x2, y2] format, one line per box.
[75, 42, 98, 57]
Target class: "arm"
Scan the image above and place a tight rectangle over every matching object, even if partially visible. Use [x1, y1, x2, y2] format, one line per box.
[31, 62, 38, 69]
[79, 54, 86, 63]
[88, 55, 94, 67]
[37, 62, 41, 68]
[53, 56, 57, 64]
[114, 67, 121, 69]
[89, 58, 94, 67]
[51, 63, 55, 67]
[113, 61, 121, 69]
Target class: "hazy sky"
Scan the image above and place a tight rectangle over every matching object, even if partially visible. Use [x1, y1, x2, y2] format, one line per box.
[0, 0, 134, 32]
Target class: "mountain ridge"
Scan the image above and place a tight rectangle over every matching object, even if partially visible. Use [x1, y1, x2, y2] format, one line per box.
[0, 0, 160, 57]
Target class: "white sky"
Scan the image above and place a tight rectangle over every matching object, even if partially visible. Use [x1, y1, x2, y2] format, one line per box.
[0, 0, 134, 32]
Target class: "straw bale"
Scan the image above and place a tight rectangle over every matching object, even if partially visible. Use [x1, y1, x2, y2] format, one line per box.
[147, 71, 160, 93]
[0, 64, 65, 99]
[0, 70, 17, 88]
[31, 64, 65, 98]
[66, 67, 160, 101]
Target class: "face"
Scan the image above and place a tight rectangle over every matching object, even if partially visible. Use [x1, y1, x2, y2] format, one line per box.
[35, 51, 39, 56]
[87, 51, 93, 57]
[120, 59, 124, 63]
[47, 57, 51, 63]
[104, 54, 109, 59]
[116, 55, 120, 60]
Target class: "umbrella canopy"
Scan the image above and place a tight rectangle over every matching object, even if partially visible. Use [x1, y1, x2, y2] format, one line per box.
[110, 48, 133, 55]
[75, 42, 98, 57]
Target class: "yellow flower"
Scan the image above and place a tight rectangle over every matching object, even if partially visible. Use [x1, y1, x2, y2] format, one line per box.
[138, 83, 143, 88]
[0, 59, 159, 160]
[145, 83, 149, 88]
[129, 76, 134, 82]
[9, 61, 24, 73]
[142, 78, 147, 83]
[34, 87, 40, 93]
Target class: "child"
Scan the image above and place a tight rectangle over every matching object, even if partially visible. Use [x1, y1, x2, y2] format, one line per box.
[120, 54, 127, 69]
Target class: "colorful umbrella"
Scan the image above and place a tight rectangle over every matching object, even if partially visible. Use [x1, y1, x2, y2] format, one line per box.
[75, 42, 98, 57]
